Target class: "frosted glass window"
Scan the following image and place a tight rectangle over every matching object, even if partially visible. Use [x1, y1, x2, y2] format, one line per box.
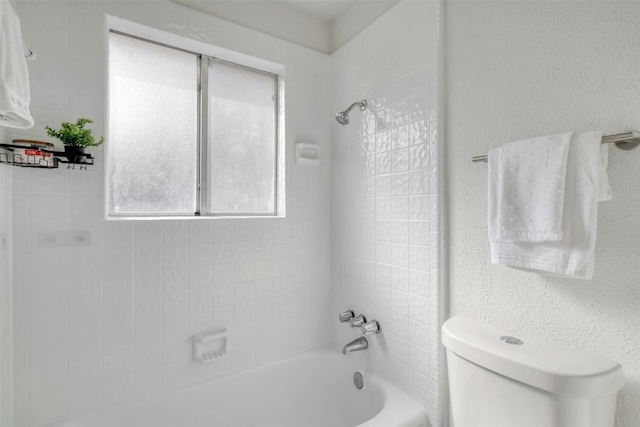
[108, 33, 198, 215]
[207, 60, 277, 214]
[107, 30, 282, 218]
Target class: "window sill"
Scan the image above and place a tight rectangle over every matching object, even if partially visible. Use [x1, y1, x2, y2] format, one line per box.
[105, 215, 286, 221]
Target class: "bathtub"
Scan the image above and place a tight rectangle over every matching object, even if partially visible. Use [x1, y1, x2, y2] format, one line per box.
[51, 348, 428, 427]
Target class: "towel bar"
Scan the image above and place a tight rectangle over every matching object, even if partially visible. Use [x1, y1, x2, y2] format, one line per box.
[471, 131, 640, 163]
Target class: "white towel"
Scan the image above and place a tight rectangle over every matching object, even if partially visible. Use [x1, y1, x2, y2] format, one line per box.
[489, 132, 572, 243]
[489, 131, 607, 280]
[598, 144, 612, 201]
[0, 0, 34, 129]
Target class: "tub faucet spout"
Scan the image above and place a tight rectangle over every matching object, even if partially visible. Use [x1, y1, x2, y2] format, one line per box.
[343, 337, 368, 355]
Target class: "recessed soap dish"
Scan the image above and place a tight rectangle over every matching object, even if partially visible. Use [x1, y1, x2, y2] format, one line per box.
[193, 328, 229, 364]
[295, 142, 320, 165]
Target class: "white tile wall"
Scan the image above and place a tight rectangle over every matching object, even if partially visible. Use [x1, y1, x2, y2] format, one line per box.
[331, 1, 443, 426]
[0, 128, 14, 427]
[11, 1, 331, 426]
[6, 1, 444, 426]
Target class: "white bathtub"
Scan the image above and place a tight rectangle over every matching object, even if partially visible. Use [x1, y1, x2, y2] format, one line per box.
[51, 348, 428, 427]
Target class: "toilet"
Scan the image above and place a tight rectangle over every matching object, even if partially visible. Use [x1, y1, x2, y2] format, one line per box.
[442, 316, 624, 427]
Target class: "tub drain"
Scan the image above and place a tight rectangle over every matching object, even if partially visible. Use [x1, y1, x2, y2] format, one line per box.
[353, 372, 364, 390]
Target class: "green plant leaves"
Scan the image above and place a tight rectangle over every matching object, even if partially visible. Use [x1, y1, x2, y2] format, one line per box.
[45, 117, 104, 147]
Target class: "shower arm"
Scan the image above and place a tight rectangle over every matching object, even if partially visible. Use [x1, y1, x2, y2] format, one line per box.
[344, 100, 368, 114]
[335, 99, 369, 126]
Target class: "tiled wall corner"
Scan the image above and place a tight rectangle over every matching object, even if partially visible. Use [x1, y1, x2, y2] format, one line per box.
[331, 1, 444, 426]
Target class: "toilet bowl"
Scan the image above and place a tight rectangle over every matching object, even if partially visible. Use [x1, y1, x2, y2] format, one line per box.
[442, 316, 624, 427]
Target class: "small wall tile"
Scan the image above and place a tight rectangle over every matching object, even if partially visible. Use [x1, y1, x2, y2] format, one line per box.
[103, 347, 134, 380]
[390, 243, 409, 268]
[254, 239, 274, 260]
[409, 319, 430, 350]
[68, 382, 101, 418]
[68, 169, 101, 196]
[409, 143, 429, 170]
[134, 366, 163, 398]
[102, 374, 134, 407]
[390, 173, 408, 196]
[389, 289, 409, 315]
[234, 220, 255, 241]
[212, 220, 235, 241]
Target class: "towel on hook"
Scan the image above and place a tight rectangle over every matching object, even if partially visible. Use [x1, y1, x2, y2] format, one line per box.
[489, 131, 609, 280]
[489, 132, 572, 243]
[0, 0, 34, 128]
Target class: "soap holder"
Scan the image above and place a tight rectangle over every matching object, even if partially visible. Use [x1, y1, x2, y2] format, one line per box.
[193, 328, 228, 364]
[295, 142, 320, 165]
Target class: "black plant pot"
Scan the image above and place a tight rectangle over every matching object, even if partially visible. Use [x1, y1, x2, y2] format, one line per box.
[64, 146, 87, 163]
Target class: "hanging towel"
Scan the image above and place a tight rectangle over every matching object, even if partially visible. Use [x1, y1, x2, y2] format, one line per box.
[489, 132, 572, 243]
[489, 131, 607, 280]
[598, 144, 612, 201]
[0, 0, 34, 129]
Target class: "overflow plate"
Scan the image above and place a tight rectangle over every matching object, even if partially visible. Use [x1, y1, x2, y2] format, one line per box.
[500, 336, 523, 345]
[353, 372, 364, 390]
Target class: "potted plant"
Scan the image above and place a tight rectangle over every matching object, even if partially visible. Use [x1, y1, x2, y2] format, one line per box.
[45, 118, 104, 163]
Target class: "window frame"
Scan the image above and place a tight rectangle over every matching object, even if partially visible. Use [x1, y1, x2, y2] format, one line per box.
[199, 56, 280, 217]
[105, 17, 285, 219]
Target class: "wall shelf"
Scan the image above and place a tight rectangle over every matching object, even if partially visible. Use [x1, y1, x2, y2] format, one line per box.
[0, 143, 94, 170]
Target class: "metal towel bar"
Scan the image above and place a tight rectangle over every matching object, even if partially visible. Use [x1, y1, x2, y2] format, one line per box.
[471, 131, 640, 163]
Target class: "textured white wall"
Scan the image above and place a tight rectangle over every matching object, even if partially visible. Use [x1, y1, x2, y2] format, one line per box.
[11, 2, 331, 426]
[446, 2, 640, 426]
[331, 1, 444, 425]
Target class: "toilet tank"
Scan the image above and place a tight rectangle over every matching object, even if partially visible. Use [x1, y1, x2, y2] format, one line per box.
[442, 316, 624, 427]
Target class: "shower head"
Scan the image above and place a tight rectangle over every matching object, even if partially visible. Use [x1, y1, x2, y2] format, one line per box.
[335, 99, 368, 126]
[335, 111, 350, 126]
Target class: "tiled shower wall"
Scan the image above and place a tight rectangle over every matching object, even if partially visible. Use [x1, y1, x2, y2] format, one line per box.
[11, 2, 331, 426]
[331, 1, 443, 425]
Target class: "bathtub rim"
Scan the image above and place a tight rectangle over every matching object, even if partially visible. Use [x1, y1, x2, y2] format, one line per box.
[48, 345, 428, 427]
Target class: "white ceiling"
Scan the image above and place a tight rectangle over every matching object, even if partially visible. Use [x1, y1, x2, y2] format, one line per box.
[174, 0, 399, 54]
[274, 1, 359, 23]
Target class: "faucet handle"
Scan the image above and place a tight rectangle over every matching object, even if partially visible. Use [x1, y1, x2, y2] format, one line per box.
[361, 320, 381, 335]
[339, 310, 355, 323]
[349, 314, 367, 327]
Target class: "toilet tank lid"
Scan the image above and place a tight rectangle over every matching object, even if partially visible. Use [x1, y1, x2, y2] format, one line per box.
[442, 316, 624, 398]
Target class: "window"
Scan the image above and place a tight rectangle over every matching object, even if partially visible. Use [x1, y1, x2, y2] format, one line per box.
[107, 31, 281, 217]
